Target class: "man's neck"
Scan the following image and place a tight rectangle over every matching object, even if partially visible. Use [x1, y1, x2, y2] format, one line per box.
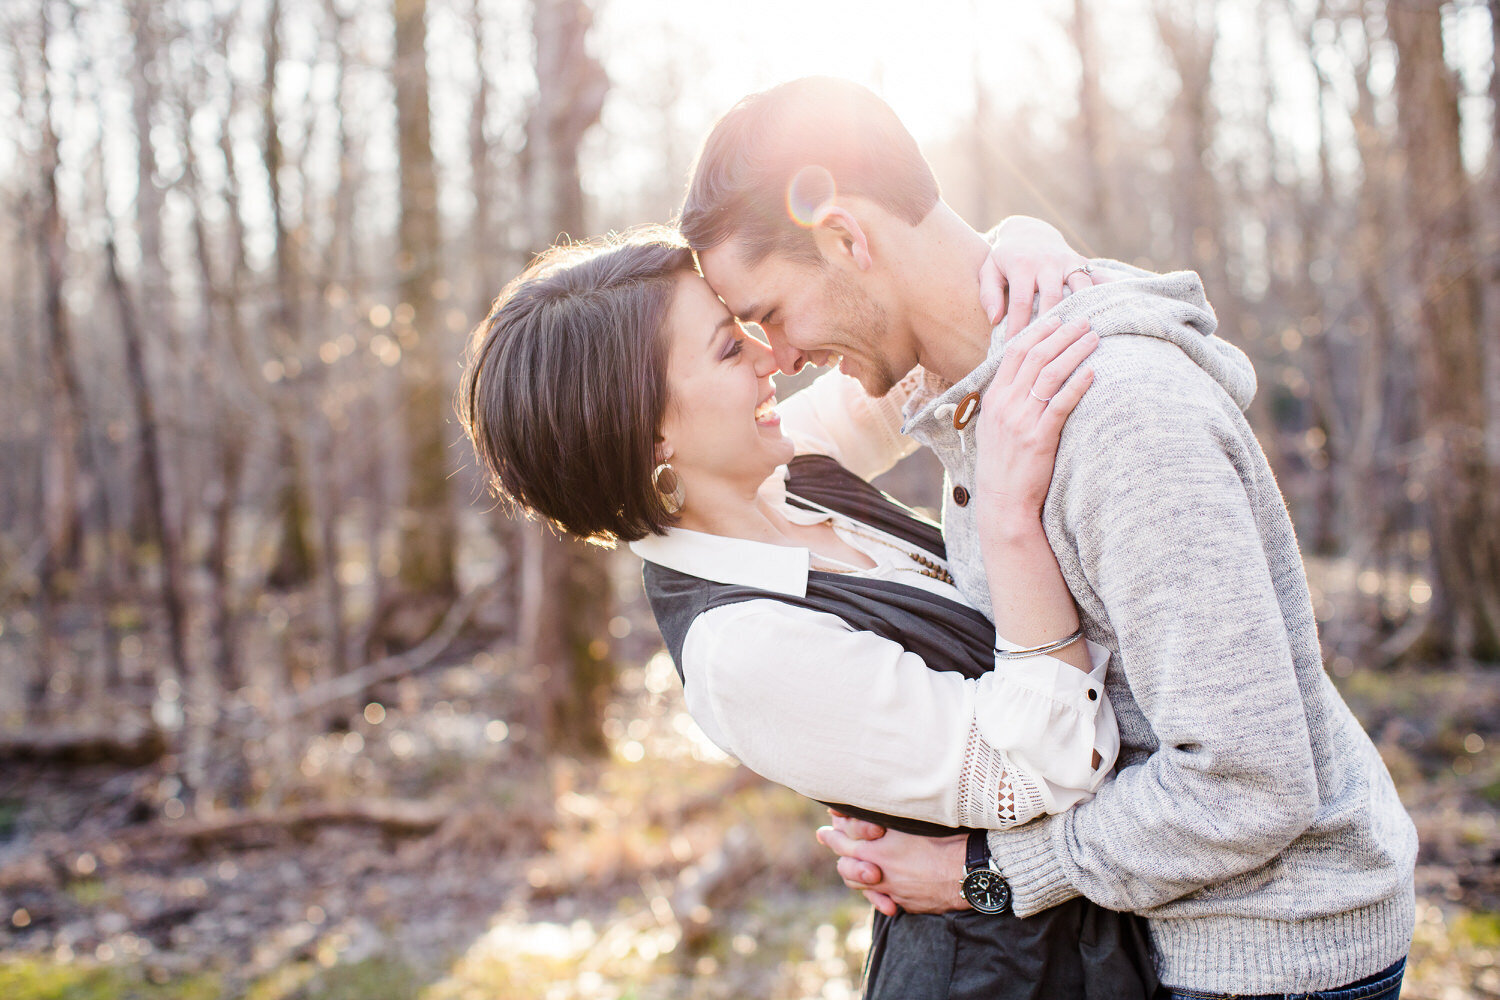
[891, 202, 995, 384]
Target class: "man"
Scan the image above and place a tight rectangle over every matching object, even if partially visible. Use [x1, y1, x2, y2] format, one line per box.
[679, 77, 1416, 999]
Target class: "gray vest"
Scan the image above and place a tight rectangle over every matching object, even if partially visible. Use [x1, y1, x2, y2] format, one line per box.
[642, 454, 995, 836]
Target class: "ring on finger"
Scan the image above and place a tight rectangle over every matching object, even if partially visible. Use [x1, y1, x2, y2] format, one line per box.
[1029, 387, 1054, 403]
[1063, 263, 1092, 281]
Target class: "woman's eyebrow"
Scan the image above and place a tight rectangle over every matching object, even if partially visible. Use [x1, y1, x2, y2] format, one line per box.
[708, 314, 737, 346]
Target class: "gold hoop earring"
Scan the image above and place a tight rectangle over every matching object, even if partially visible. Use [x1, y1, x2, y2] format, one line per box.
[652, 463, 685, 515]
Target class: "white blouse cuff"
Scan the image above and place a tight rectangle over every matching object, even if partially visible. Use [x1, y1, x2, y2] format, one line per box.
[972, 639, 1111, 792]
[988, 637, 1109, 709]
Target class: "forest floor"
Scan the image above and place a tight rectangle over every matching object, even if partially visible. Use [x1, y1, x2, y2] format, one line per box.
[0, 598, 1497, 999]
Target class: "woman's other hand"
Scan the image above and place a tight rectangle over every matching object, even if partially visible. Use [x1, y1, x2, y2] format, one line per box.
[973, 315, 1098, 525]
[817, 811, 970, 915]
[980, 217, 1096, 338]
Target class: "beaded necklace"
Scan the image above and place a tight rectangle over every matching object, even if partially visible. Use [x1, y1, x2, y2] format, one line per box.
[810, 522, 956, 588]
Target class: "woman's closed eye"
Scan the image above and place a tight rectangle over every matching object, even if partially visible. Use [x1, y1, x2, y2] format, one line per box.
[721, 334, 745, 360]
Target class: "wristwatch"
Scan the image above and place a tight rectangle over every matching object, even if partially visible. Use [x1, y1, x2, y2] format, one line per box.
[960, 830, 1012, 914]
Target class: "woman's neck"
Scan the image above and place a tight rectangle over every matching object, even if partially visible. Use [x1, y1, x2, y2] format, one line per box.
[672, 467, 877, 572]
[671, 471, 791, 544]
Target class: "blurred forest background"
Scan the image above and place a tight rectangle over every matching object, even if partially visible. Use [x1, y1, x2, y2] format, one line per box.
[0, 0, 1497, 997]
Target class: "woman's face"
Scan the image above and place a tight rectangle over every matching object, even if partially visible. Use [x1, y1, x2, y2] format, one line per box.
[658, 271, 794, 500]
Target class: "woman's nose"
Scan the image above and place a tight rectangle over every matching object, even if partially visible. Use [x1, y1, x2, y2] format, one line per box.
[752, 339, 781, 378]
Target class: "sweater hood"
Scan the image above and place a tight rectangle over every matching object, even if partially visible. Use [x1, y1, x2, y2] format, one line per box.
[904, 261, 1257, 435]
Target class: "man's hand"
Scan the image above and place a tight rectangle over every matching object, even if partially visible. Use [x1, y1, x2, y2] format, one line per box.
[816, 810, 971, 916]
[981, 217, 1097, 339]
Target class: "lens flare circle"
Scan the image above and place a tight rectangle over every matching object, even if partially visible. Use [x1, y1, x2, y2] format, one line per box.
[787, 164, 836, 228]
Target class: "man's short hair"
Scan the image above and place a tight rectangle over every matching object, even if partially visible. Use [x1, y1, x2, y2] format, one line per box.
[680, 77, 940, 266]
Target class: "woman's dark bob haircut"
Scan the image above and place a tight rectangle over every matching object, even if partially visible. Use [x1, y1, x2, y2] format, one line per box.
[459, 227, 696, 544]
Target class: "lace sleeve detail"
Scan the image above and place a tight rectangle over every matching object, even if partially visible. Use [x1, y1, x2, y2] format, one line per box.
[957, 719, 1050, 829]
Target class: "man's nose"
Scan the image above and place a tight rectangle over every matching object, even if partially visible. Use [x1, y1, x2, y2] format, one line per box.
[765, 329, 809, 376]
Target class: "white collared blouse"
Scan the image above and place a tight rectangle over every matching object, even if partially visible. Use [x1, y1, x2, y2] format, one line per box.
[630, 369, 1119, 830]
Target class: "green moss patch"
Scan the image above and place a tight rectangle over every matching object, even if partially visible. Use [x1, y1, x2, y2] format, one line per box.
[0, 958, 221, 1000]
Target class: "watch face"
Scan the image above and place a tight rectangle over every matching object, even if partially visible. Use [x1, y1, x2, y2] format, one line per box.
[962, 869, 1012, 914]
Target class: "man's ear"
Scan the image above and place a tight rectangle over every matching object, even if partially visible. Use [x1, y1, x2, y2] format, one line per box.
[811, 205, 874, 272]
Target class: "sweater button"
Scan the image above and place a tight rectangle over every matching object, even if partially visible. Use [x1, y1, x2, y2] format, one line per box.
[953, 391, 981, 429]
[952, 485, 970, 507]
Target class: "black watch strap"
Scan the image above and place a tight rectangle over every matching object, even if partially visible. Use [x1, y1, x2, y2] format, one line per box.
[965, 829, 990, 873]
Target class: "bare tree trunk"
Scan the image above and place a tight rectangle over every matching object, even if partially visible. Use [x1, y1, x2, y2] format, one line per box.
[1295, 0, 1342, 555]
[1154, 1, 1281, 481]
[59, 0, 130, 703]
[175, 64, 237, 802]
[37, 9, 84, 582]
[0, 66, 46, 712]
[127, 0, 184, 561]
[392, 0, 457, 608]
[467, 0, 521, 628]
[202, 16, 265, 697]
[1388, 0, 1500, 658]
[528, 0, 606, 246]
[519, 0, 611, 757]
[1483, 0, 1500, 615]
[30, 6, 75, 713]
[1345, 9, 1408, 647]
[1155, 3, 1218, 275]
[205, 445, 245, 692]
[967, 0, 992, 229]
[311, 0, 356, 688]
[126, 0, 204, 787]
[262, 0, 316, 592]
[1070, 0, 1116, 250]
[104, 240, 191, 747]
[176, 25, 256, 734]
[469, 0, 496, 304]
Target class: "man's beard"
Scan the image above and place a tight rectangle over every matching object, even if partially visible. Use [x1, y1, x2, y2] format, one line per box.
[826, 271, 902, 397]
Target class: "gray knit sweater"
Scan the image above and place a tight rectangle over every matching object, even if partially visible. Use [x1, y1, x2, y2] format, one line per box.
[903, 261, 1417, 993]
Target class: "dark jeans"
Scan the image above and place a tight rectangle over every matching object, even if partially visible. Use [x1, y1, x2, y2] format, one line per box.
[1157, 958, 1405, 1000]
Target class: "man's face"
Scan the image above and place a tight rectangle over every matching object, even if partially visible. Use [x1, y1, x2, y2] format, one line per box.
[697, 238, 910, 397]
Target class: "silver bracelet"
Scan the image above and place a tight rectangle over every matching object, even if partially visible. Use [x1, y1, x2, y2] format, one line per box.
[994, 628, 1084, 660]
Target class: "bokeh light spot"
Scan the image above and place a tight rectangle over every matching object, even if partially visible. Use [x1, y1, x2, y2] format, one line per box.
[787, 164, 836, 228]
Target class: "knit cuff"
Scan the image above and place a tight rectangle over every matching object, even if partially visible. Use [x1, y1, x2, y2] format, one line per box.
[987, 816, 1081, 917]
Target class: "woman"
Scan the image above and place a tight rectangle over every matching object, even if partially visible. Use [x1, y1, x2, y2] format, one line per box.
[459, 223, 1154, 1000]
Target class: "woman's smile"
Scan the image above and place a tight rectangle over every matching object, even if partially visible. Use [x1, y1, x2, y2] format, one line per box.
[755, 393, 781, 428]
